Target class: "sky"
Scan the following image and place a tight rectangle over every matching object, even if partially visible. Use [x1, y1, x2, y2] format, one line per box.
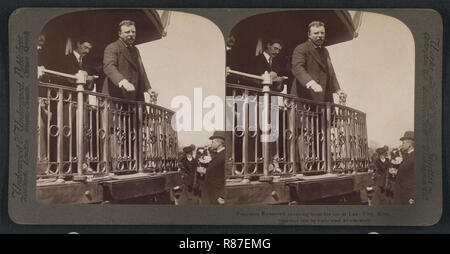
[328, 11, 415, 148]
[137, 10, 415, 150]
[138, 11, 225, 148]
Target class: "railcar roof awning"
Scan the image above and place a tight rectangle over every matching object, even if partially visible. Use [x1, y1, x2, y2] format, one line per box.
[41, 9, 164, 56]
[231, 10, 356, 48]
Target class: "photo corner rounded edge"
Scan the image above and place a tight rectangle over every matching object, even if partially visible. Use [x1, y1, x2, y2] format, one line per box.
[424, 8, 443, 29]
[8, 8, 31, 29]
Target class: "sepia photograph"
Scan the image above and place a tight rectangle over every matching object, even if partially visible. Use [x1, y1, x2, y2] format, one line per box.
[8, 6, 442, 226]
[35, 9, 225, 205]
[224, 10, 415, 205]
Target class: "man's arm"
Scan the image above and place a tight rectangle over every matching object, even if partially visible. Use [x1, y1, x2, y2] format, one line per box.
[292, 45, 323, 92]
[291, 44, 314, 86]
[103, 43, 125, 86]
[325, 50, 341, 93]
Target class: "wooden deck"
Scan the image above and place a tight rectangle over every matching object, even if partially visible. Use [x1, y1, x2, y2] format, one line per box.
[225, 172, 373, 205]
[36, 171, 182, 204]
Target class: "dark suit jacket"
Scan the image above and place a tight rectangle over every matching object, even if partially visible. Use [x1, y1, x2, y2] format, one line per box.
[246, 53, 281, 76]
[60, 53, 85, 75]
[103, 39, 151, 101]
[180, 157, 198, 188]
[56, 53, 94, 90]
[244, 53, 284, 92]
[394, 151, 414, 204]
[201, 149, 225, 205]
[291, 40, 340, 102]
[374, 159, 391, 188]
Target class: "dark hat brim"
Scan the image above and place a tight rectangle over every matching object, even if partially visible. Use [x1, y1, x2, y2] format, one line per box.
[183, 144, 196, 153]
[400, 137, 414, 141]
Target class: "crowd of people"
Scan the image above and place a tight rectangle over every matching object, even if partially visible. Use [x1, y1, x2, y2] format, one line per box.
[370, 131, 415, 205]
[177, 131, 225, 205]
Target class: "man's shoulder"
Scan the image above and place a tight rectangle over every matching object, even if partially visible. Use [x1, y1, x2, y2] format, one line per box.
[63, 53, 76, 61]
[253, 53, 266, 62]
[295, 40, 310, 48]
[105, 40, 121, 51]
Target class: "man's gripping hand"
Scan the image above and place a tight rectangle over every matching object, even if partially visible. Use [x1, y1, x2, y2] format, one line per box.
[306, 80, 323, 92]
[119, 79, 136, 92]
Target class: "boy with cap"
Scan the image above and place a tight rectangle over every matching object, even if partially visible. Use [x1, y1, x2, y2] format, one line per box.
[178, 144, 199, 204]
[372, 145, 391, 205]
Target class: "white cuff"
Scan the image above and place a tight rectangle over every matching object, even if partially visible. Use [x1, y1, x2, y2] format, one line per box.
[118, 79, 128, 88]
[306, 80, 315, 89]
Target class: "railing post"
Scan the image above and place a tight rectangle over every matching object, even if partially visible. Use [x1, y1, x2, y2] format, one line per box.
[74, 71, 86, 181]
[137, 103, 144, 172]
[325, 103, 332, 173]
[288, 100, 298, 173]
[57, 88, 64, 179]
[261, 73, 271, 176]
[242, 90, 249, 177]
[102, 98, 110, 174]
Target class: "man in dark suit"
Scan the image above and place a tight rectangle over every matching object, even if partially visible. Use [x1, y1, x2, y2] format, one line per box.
[54, 37, 96, 170]
[246, 38, 285, 91]
[103, 20, 155, 102]
[291, 21, 343, 102]
[393, 131, 415, 205]
[201, 131, 225, 205]
[58, 37, 95, 90]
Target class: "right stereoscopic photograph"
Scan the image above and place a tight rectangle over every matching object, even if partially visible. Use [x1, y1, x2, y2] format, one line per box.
[224, 10, 415, 205]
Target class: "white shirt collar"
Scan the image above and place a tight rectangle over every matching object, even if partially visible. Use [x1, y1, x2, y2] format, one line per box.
[263, 51, 271, 63]
[73, 50, 82, 62]
[216, 147, 225, 153]
[408, 148, 414, 154]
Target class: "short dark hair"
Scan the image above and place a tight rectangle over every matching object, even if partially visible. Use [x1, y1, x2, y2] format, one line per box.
[266, 38, 283, 47]
[76, 36, 93, 46]
[118, 20, 135, 33]
[308, 21, 325, 33]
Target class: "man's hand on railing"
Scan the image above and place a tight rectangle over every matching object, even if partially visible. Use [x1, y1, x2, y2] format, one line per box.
[119, 79, 136, 92]
[269, 71, 278, 80]
[148, 89, 158, 104]
[37, 66, 45, 79]
[337, 90, 347, 105]
[217, 197, 225, 205]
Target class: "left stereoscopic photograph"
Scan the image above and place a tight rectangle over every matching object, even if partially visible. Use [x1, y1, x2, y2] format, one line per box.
[34, 9, 225, 205]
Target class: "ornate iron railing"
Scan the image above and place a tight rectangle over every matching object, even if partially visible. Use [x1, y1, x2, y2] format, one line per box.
[225, 70, 370, 178]
[37, 69, 178, 181]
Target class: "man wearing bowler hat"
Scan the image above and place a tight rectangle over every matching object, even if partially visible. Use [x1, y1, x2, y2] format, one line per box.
[393, 131, 415, 205]
[201, 131, 226, 205]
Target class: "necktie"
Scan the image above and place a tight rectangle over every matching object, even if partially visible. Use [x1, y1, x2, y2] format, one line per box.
[268, 57, 272, 71]
[78, 56, 83, 70]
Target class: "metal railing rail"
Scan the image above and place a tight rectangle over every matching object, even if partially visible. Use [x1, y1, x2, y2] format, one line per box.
[37, 69, 178, 181]
[225, 70, 370, 179]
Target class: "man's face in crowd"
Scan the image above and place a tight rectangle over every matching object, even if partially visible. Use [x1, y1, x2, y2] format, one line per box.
[211, 138, 223, 151]
[119, 25, 136, 45]
[400, 139, 414, 152]
[266, 42, 282, 59]
[308, 25, 326, 47]
[75, 41, 93, 57]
